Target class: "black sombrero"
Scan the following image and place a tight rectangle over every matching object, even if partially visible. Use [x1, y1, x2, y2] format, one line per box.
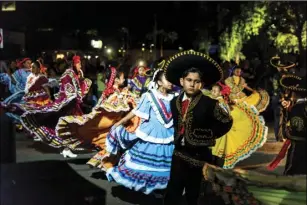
[157, 59, 166, 69]
[280, 74, 307, 92]
[270, 56, 296, 70]
[164, 50, 223, 87]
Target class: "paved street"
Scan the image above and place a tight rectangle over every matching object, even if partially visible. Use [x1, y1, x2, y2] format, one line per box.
[5, 123, 285, 205]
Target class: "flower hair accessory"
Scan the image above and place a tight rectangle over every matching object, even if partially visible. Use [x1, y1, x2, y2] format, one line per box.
[37, 59, 47, 75]
[217, 82, 231, 103]
[148, 69, 162, 90]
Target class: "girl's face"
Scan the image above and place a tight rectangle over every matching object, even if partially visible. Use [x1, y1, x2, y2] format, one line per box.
[158, 74, 173, 91]
[233, 68, 241, 76]
[23, 60, 32, 69]
[138, 66, 146, 76]
[115, 72, 126, 86]
[75, 62, 82, 71]
[211, 86, 221, 98]
[31, 64, 40, 75]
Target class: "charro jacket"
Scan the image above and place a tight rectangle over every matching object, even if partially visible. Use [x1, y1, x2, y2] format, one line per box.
[170, 91, 233, 166]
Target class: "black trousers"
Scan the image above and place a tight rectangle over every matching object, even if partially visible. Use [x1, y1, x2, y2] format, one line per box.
[272, 96, 282, 141]
[163, 154, 203, 205]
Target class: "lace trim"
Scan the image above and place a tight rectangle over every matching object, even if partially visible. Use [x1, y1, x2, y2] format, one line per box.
[146, 90, 173, 128]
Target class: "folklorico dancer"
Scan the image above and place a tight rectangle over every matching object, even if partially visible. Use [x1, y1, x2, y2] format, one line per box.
[128, 65, 151, 96]
[162, 50, 233, 205]
[205, 82, 268, 169]
[270, 56, 296, 141]
[267, 74, 307, 175]
[0, 61, 53, 136]
[225, 67, 270, 113]
[0, 58, 32, 130]
[103, 69, 176, 195]
[56, 66, 139, 159]
[20, 55, 92, 152]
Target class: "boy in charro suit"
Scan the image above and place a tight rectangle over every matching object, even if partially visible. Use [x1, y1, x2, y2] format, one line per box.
[163, 50, 233, 205]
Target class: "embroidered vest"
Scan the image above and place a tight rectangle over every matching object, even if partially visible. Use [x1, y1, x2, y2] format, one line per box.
[171, 92, 233, 149]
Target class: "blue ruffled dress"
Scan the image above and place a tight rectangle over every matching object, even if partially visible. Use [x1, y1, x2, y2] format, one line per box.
[1, 69, 30, 122]
[106, 89, 175, 194]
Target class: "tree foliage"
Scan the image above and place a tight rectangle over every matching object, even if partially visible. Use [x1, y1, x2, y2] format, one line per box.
[267, 2, 307, 53]
[194, 29, 212, 54]
[219, 2, 267, 62]
[219, 1, 306, 64]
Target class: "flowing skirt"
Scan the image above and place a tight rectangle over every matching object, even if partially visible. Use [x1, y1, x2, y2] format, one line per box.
[56, 108, 139, 151]
[211, 102, 268, 169]
[104, 123, 174, 194]
[235, 90, 270, 113]
[21, 96, 83, 148]
[86, 116, 140, 168]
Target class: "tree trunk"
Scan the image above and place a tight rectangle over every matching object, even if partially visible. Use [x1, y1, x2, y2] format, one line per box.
[160, 36, 164, 57]
[235, 53, 240, 65]
[298, 38, 306, 76]
[296, 23, 306, 76]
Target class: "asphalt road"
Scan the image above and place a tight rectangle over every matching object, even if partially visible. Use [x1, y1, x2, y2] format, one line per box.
[8, 123, 285, 205]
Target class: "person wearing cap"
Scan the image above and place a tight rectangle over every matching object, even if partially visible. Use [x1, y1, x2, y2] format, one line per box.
[270, 56, 296, 141]
[267, 74, 307, 175]
[163, 50, 233, 205]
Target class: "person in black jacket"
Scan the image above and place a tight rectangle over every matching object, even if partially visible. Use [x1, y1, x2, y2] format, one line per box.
[277, 74, 307, 175]
[163, 50, 233, 205]
[270, 56, 296, 141]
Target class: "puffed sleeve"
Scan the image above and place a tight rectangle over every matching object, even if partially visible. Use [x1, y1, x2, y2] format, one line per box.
[79, 78, 92, 98]
[132, 92, 151, 120]
[211, 102, 233, 138]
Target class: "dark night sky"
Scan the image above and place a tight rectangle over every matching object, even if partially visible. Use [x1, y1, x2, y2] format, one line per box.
[0, 2, 241, 48]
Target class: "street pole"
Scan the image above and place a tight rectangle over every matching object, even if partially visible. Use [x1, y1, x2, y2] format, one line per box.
[153, 14, 157, 61]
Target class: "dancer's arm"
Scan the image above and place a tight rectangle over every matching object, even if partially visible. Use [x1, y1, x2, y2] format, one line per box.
[243, 83, 255, 93]
[114, 111, 136, 127]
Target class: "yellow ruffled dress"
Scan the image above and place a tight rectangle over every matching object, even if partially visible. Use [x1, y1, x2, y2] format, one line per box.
[225, 76, 270, 113]
[202, 92, 268, 169]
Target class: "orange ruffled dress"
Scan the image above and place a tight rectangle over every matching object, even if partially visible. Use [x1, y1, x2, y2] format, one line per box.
[55, 88, 140, 159]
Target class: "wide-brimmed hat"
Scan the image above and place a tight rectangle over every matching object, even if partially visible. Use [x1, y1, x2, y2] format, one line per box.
[157, 59, 166, 69]
[280, 74, 307, 92]
[270, 56, 295, 70]
[164, 50, 223, 87]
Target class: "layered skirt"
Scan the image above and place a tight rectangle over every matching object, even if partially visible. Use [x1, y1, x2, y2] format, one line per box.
[104, 123, 174, 194]
[211, 102, 268, 169]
